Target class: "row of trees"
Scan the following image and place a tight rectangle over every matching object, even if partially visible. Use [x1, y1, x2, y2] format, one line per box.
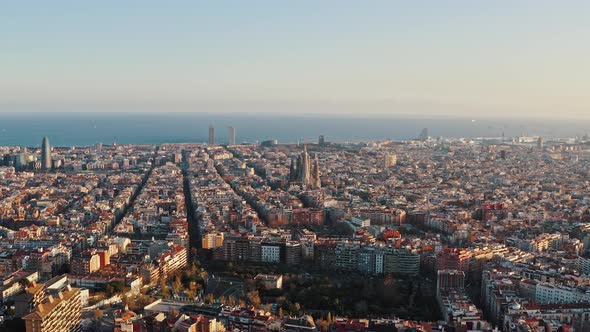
[252, 273, 439, 320]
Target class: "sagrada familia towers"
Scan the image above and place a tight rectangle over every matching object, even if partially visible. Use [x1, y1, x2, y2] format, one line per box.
[289, 146, 321, 189]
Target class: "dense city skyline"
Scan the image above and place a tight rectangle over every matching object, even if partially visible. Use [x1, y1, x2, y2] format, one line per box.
[2, 2, 590, 331]
[2, 134, 590, 331]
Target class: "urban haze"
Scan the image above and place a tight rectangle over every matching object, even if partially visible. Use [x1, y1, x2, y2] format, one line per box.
[1, 2, 590, 332]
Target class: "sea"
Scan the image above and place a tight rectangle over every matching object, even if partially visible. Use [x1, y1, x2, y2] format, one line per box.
[0, 112, 588, 147]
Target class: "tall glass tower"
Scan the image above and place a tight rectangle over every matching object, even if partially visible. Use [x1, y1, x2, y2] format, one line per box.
[41, 137, 52, 170]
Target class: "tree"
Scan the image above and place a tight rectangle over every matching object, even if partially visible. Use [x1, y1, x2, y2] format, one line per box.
[185, 289, 196, 299]
[188, 281, 200, 298]
[93, 309, 104, 320]
[190, 248, 198, 260]
[106, 284, 114, 297]
[204, 293, 215, 304]
[18, 279, 30, 289]
[135, 294, 155, 311]
[172, 275, 183, 294]
[105, 281, 125, 296]
[316, 318, 330, 332]
[247, 290, 261, 308]
[354, 300, 368, 314]
[190, 261, 199, 274]
[160, 278, 170, 298]
[122, 295, 130, 307]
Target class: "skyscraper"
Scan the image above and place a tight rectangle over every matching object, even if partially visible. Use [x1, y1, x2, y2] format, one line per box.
[419, 128, 429, 141]
[228, 126, 236, 146]
[318, 135, 325, 146]
[14, 153, 27, 170]
[208, 126, 215, 145]
[41, 137, 52, 170]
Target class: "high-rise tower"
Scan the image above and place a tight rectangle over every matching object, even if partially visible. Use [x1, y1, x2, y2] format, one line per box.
[41, 137, 52, 170]
[208, 126, 215, 145]
[420, 128, 429, 141]
[228, 126, 235, 146]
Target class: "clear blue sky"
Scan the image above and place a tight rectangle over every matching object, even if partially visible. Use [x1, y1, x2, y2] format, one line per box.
[1, 1, 589, 118]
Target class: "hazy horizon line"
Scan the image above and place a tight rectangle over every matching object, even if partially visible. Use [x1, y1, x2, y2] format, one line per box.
[0, 102, 589, 121]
